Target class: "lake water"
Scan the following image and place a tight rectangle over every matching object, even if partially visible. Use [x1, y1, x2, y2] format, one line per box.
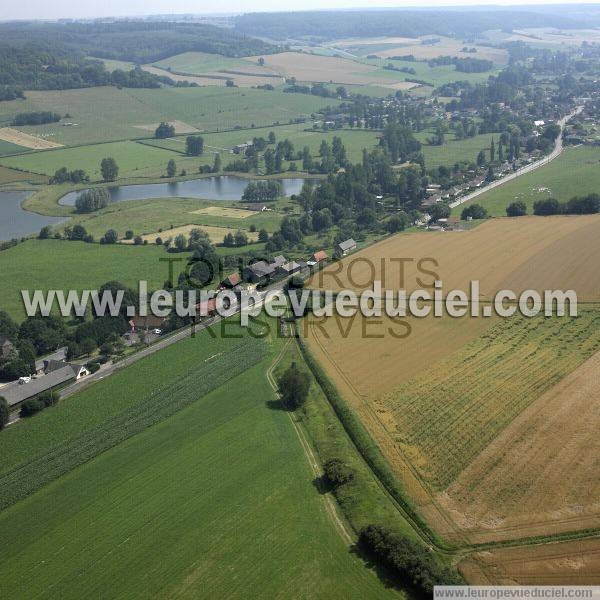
[0, 191, 68, 241]
[59, 176, 313, 206]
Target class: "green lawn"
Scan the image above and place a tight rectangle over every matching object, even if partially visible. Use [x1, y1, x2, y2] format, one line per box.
[0, 139, 29, 156]
[0, 323, 401, 599]
[454, 145, 600, 216]
[0, 239, 179, 321]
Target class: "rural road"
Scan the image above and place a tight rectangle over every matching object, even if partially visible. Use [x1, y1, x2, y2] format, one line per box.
[449, 106, 583, 209]
[7, 286, 283, 425]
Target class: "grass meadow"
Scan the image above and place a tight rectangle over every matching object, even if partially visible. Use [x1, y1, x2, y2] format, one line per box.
[419, 132, 496, 169]
[0, 239, 179, 321]
[0, 322, 401, 599]
[454, 145, 600, 216]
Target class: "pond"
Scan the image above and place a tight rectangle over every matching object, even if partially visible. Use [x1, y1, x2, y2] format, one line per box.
[0, 191, 68, 241]
[59, 176, 314, 206]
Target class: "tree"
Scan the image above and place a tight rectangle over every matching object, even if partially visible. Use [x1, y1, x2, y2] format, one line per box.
[38, 225, 52, 239]
[258, 57, 265, 66]
[100, 157, 119, 182]
[125, 230, 134, 240]
[533, 197, 562, 216]
[476, 149, 486, 166]
[506, 201, 527, 217]
[155, 122, 175, 139]
[173, 233, 187, 251]
[277, 363, 310, 410]
[185, 135, 204, 156]
[490, 138, 495, 162]
[102, 229, 118, 244]
[225, 79, 235, 87]
[485, 165, 494, 182]
[80, 338, 97, 356]
[323, 458, 354, 488]
[20, 398, 45, 418]
[223, 232, 235, 247]
[213, 153, 222, 173]
[387, 213, 409, 233]
[428, 203, 450, 222]
[166, 159, 177, 178]
[258, 228, 269, 242]
[268, 131, 276, 144]
[234, 230, 248, 247]
[461, 203, 488, 220]
[134, 235, 143, 245]
[0, 396, 8, 429]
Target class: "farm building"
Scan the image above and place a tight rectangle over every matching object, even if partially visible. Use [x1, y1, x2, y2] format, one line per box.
[35, 347, 68, 374]
[311, 250, 328, 264]
[245, 203, 269, 212]
[243, 260, 276, 283]
[129, 315, 167, 332]
[276, 261, 302, 277]
[233, 141, 253, 154]
[335, 238, 357, 257]
[0, 362, 89, 407]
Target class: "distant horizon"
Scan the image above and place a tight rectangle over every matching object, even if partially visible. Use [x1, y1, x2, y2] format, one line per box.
[3, 1, 600, 24]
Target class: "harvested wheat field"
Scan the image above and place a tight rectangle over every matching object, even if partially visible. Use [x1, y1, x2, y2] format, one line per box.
[461, 538, 600, 585]
[122, 224, 258, 245]
[309, 216, 600, 301]
[0, 127, 62, 149]
[305, 215, 600, 559]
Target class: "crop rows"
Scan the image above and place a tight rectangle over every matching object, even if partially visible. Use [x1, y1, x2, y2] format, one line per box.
[0, 336, 268, 510]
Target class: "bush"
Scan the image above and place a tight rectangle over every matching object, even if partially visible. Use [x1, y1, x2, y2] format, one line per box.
[86, 362, 101, 374]
[461, 203, 488, 220]
[102, 229, 118, 244]
[506, 201, 527, 217]
[155, 122, 175, 138]
[38, 390, 59, 407]
[533, 197, 562, 216]
[277, 363, 310, 410]
[20, 398, 46, 418]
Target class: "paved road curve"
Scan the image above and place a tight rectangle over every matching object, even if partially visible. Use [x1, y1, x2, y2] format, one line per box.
[449, 107, 583, 210]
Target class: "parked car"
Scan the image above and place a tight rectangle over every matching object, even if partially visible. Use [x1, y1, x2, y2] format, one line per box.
[152, 329, 162, 335]
[18, 376, 32, 384]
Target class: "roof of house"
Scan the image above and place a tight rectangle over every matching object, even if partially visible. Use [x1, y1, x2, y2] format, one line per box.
[272, 255, 287, 267]
[222, 272, 241, 287]
[196, 298, 217, 315]
[277, 261, 302, 273]
[245, 203, 267, 211]
[247, 261, 275, 277]
[312, 250, 327, 262]
[0, 365, 79, 407]
[35, 347, 67, 372]
[337, 238, 357, 251]
[129, 315, 166, 329]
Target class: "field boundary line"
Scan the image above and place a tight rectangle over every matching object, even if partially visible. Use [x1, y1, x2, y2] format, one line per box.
[266, 338, 354, 546]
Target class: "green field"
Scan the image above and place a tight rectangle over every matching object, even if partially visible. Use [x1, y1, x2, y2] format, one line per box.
[0, 140, 29, 156]
[65, 197, 284, 239]
[0, 140, 206, 180]
[454, 145, 600, 216]
[0, 323, 401, 599]
[0, 87, 338, 147]
[420, 132, 496, 170]
[363, 57, 498, 87]
[386, 309, 600, 490]
[0, 239, 179, 321]
[154, 51, 260, 74]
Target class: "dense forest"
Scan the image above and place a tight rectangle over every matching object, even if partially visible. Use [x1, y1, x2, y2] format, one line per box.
[233, 8, 581, 41]
[0, 21, 277, 63]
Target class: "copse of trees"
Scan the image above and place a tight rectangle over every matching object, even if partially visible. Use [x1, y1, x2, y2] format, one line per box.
[75, 188, 110, 213]
[533, 194, 600, 216]
[50, 167, 89, 184]
[155, 122, 175, 139]
[242, 180, 282, 202]
[358, 525, 463, 594]
[185, 135, 204, 156]
[506, 201, 527, 217]
[323, 458, 355, 489]
[12, 111, 61, 126]
[461, 203, 488, 220]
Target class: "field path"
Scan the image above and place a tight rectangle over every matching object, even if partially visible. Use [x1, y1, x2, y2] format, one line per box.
[266, 337, 354, 546]
[450, 106, 583, 209]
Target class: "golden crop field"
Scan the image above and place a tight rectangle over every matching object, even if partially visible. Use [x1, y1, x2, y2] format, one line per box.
[309, 216, 600, 301]
[121, 224, 258, 244]
[305, 215, 600, 550]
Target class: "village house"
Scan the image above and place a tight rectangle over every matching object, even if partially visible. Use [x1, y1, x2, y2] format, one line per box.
[335, 238, 357, 257]
[243, 260, 276, 283]
[220, 272, 241, 289]
[276, 261, 302, 277]
[129, 315, 167, 332]
[308, 250, 327, 266]
[1, 361, 89, 407]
